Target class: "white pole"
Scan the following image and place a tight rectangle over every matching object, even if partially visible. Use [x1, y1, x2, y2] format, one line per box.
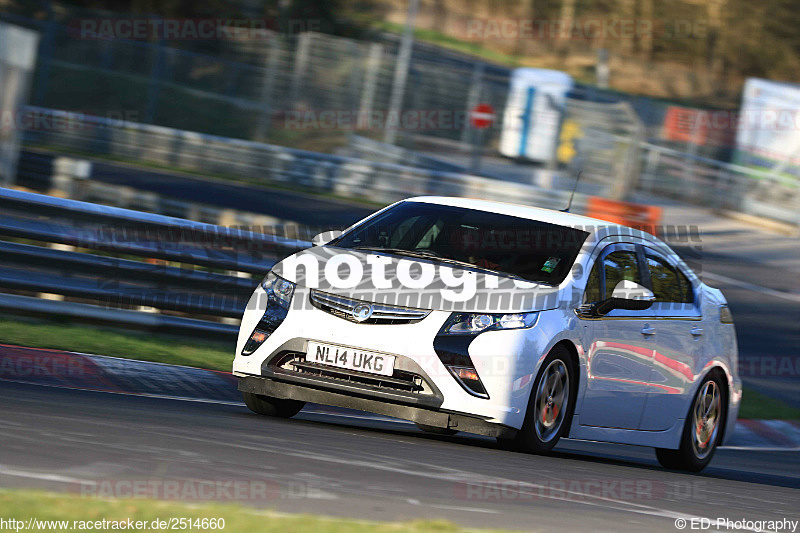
[0, 23, 39, 187]
[384, 0, 419, 145]
[254, 36, 280, 141]
[461, 62, 485, 150]
[290, 32, 312, 109]
[358, 42, 383, 131]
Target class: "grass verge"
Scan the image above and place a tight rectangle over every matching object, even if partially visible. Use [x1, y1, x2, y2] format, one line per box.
[0, 316, 233, 372]
[0, 489, 472, 533]
[374, 21, 521, 67]
[1, 317, 797, 420]
[739, 386, 800, 420]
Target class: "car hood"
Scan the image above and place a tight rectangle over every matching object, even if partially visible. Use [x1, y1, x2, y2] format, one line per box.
[271, 247, 562, 313]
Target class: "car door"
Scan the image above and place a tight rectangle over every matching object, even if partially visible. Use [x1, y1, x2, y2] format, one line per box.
[577, 243, 656, 430]
[638, 247, 703, 431]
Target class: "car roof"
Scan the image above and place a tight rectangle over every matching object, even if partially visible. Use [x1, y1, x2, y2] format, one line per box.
[404, 196, 619, 232]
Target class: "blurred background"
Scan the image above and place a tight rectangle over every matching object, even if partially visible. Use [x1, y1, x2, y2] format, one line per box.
[2, 0, 799, 217]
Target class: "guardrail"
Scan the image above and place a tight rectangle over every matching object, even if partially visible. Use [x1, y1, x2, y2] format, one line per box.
[346, 135, 469, 174]
[0, 188, 311, 338]
[19, 107, 585, 213]
[639, 142, 800, 226]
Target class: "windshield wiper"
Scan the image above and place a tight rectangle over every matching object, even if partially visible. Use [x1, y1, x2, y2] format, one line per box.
[351, 246, 533, 282]
[351, 246, 441, 259]
[434, 257, 532, 283]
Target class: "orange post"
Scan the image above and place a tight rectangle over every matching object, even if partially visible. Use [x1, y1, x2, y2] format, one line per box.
[585, 197, 663, 236]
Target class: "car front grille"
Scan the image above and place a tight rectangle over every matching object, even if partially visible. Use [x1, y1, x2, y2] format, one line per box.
[271, 352, 433, 394]
[309, 290, 431, 325]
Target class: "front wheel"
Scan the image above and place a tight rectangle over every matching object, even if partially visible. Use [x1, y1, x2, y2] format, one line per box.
[499, 345, 577, 454]
[242, 391, 305, 418]
[656, 372, 727, 472]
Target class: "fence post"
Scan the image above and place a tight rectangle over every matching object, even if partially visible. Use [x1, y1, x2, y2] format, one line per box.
[384, 0, 419, 144]
[683, 110, 703, 200]
[358, 42, 383, 131]
[460, 61, 485, 151]
[32, 16, 55, 107]
[0, 23, 40, 187]
[345, 40, 362, 140]
[608, 102, 644, 200]
[642, 146, 661, 193]
[290, 32, 312, 109]
[254, 36, 281, 141]
[144, 38, 166, 124]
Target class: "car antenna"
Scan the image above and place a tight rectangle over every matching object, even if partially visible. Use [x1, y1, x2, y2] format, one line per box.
[560, 168, 583, 213]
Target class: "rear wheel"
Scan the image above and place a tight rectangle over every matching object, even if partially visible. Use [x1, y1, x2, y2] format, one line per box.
[499, 345, 577, 454]
[656, 372, 726, 472]
[242, 391, 305, 418]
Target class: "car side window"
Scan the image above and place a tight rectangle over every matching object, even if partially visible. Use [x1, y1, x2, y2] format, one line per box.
[603, 251, 642, 300]
[584, 249, 641, 303]
[645, 255, 693, 303]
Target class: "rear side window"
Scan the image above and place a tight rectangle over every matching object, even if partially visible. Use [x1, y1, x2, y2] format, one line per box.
[646, 255, 693, 303]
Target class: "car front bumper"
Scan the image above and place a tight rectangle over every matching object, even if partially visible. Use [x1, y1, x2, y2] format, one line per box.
[238, 375, 517, 439]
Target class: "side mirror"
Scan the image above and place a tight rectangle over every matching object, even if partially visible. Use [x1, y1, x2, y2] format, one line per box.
[311, 230, 342, 246]
[592, 280, 655, 315]
[611, 280, 656, 303]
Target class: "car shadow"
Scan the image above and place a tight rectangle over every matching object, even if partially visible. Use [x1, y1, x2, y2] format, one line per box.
[233, 406, 800, 490]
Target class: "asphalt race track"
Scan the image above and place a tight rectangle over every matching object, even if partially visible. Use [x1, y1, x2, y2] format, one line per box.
[1, 381, 798, 532]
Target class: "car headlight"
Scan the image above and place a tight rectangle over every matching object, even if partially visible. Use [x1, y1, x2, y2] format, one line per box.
[242, 273, 295, 356]
[440, 312, 538, 335]
[261, 272, 295, 310]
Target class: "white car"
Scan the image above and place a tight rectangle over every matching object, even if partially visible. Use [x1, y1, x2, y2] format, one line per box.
[233, 196, 741, 472]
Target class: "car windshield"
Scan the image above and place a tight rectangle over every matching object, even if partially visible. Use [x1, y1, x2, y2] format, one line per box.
[330, 202, 589, 284]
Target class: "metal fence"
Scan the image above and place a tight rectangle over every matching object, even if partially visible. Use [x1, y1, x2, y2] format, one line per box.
[17, 103, 800, 227]
[2, 7, 798, 226]
[0, 10, 512, 148]
[0, 187, 309, 338]
[639, 143, 800, 225]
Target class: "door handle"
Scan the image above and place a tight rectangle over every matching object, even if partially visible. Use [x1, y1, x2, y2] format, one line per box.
[691, 327, 704, 337]
[641, 325, 656, 336]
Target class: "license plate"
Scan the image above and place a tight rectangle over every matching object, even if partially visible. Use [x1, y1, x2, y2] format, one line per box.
[306, 341, 395, 377]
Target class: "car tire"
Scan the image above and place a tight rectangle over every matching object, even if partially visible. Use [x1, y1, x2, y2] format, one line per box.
[242, 391, 305, 418]
[656, 371, 727, 472]
[498, 344, 577, 454]
[415, 422, 457, 435]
